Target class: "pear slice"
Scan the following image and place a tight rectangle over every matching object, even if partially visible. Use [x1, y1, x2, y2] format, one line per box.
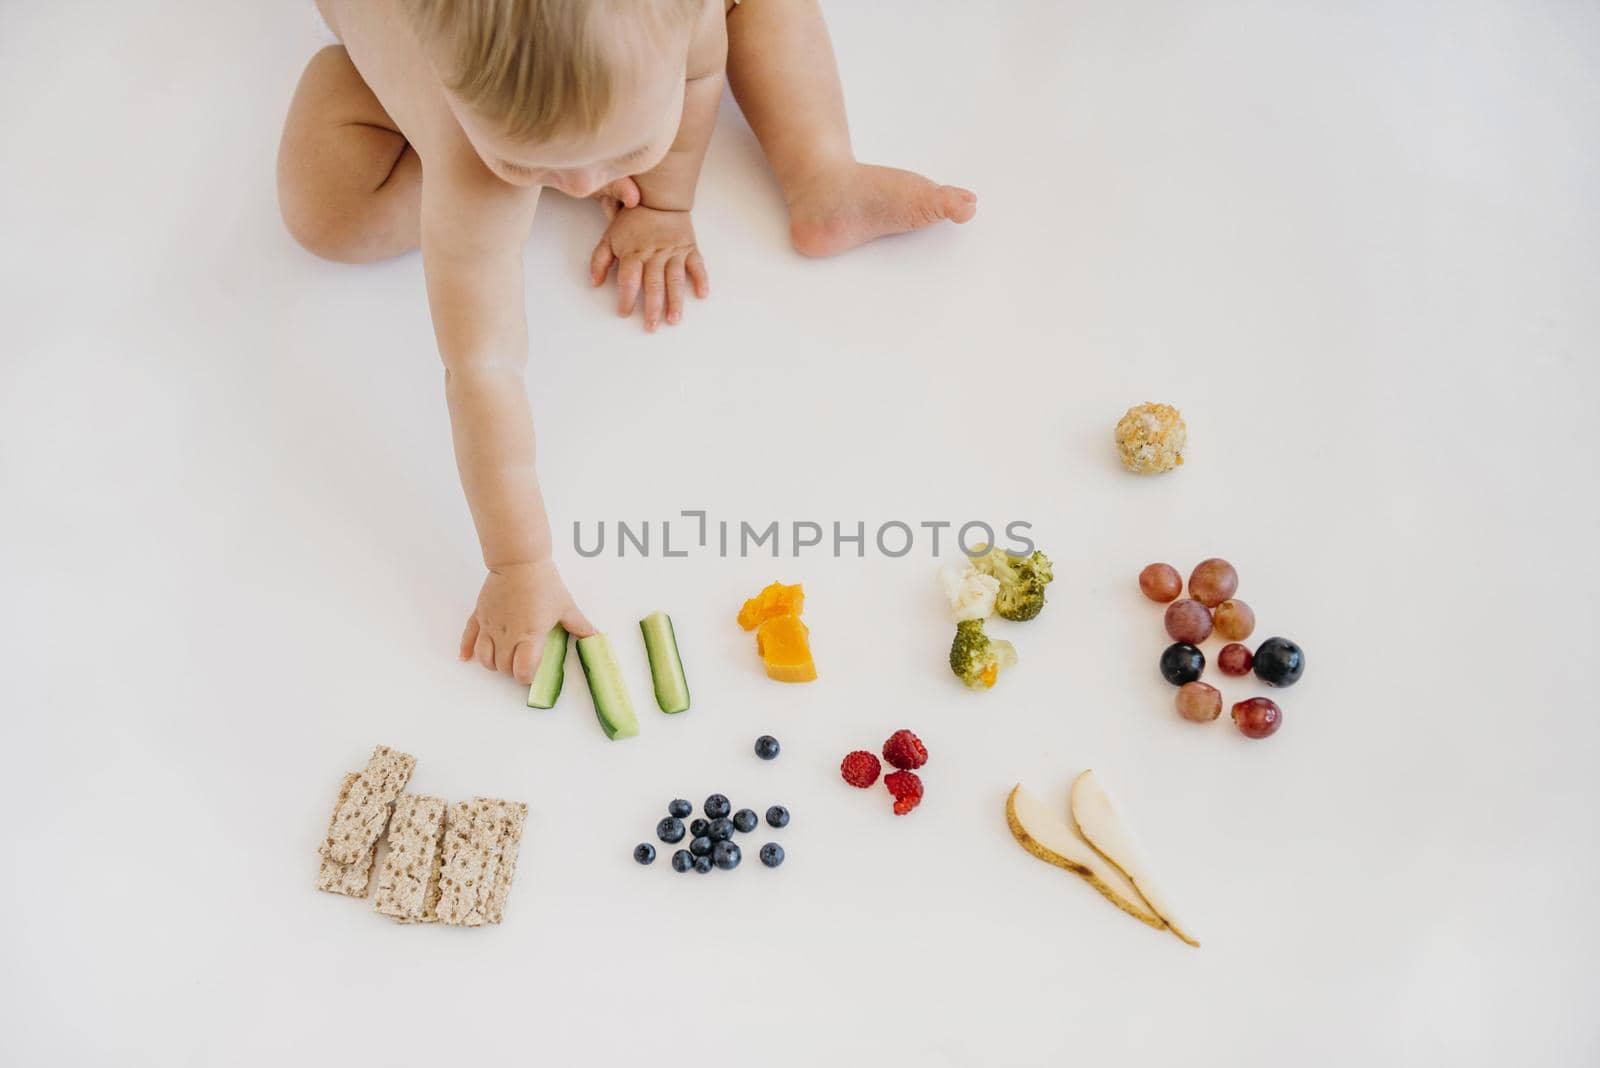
[1005, 784, 1164, 931]
[1069, 769, 1199, 948]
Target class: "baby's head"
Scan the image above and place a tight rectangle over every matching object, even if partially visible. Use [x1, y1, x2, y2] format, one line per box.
[401, 0, 699, 196]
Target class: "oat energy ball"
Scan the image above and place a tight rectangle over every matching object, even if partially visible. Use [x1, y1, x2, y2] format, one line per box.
[1115, 402, 1187, 474]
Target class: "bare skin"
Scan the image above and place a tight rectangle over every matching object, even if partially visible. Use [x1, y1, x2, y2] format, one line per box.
[277, 0, 975, 685]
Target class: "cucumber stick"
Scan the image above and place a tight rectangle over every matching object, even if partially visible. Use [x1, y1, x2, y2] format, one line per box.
[639, 611, 690, 714]
[525, 625, 569, 709]
[576, 633, 639, 740]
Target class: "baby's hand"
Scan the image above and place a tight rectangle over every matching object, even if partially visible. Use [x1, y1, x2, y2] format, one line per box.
[589, 205, 709, 332]
[459, 561, 595, 685]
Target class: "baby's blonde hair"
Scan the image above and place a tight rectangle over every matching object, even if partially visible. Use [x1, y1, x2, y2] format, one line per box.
[401, 0, 699, 142]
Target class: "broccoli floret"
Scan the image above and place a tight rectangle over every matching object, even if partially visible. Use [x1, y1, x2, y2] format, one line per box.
[971, 547, 1054, 621]
[949, 619, 1018, 689]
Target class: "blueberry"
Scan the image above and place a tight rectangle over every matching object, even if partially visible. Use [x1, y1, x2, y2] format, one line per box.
[689, 818, 711, 838]
[667, 799, 693, 819]
[656, 817, 685, 844]
[754, 735, 781, 760]
[633, 843, 656, 865]
[1159, 642, 1206, 686]
[704, 794, 731, 819]
[1253, 637, 1305, 688]
[689, 835, 713, 857]
[670, 849, 693, 872]
[712, 840, 742, 870]
[708, 817, 734, 841]
[732, 808, 758, 833]
[759, 843, 785, 868]
[693, 854, 714, 874]
[765, 805, 790, 829]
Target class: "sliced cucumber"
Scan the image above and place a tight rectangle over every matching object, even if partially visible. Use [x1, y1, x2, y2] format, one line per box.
[525, 625, 569, 709]
[575, 633, 639, 740]
[639, 611, 690, 714]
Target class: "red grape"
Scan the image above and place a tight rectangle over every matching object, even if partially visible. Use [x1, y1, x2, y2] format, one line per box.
[1217, 643, 1254, 676]
[1188, 558, 1238, 608]
[1231, 697, 1282, 739]
[1175, 681, 1222, 722]
[1138, 563, 1182, 603]
[1213, 599, 1255, 641]
[1164, 599, 1213, 643]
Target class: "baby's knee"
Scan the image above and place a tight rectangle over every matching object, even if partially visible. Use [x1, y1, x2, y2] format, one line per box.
[278, 182, 376, 264]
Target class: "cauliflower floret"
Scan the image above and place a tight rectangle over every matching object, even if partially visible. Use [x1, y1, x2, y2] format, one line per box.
[937, 558, 1000, 621]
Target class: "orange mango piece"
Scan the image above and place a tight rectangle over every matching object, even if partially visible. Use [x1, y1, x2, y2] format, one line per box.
[737, 581, 805, 631]
[755, 614, 816, 683]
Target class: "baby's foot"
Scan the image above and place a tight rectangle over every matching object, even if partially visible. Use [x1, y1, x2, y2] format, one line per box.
[787, 163, 977, 258]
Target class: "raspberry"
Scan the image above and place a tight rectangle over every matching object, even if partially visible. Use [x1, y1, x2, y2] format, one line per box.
[840, 750, 881, 788]
[881, 729, 928, 771]
[884, 769, 923, 814]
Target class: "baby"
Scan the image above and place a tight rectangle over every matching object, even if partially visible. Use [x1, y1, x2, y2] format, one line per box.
[277, 0, 976, 685]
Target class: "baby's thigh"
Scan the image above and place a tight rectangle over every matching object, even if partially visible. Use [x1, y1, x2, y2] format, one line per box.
[277, 46, 421, 263]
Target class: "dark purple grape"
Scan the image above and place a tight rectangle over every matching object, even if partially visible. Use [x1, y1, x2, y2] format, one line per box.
[1159, 643, 1205, 686]
[1253, 637, 1305, 687]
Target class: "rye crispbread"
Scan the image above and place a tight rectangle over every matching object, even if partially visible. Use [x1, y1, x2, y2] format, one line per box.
[435, 798, 528, 926]
[315, 773, 377, 897]
[372, 793, 447, 922]
[319, 745, 416, 866]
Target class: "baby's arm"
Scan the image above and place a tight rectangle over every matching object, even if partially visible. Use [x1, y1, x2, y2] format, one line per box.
[421, 152, 595, 682]
[589, 0, 728, 329]
[633, 1, 728, 212]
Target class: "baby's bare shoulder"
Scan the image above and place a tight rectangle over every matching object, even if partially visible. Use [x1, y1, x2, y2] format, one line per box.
[322, 0, 452, 154]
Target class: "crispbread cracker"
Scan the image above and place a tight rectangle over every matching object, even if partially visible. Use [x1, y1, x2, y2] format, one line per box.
[319, 745, 416, 866]
[484, 799, 528, 925]
[315, 774, 377, 897]
[435, 798, 528, 926]
[373, 794, 447, 922]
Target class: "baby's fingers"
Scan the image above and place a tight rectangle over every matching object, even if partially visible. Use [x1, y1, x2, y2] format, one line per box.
[473, 630, 496, 671]
[590, 241, 615, 287]
[460, 616, 480, 661]
[685, 249, 710, 299]
[642, 253, 669, 332]
[511, 640, 539, 686]
[665, 254, 687, 325]
[602, 176, 640, 210]
[616, 257, 644, 317]
[493, 636, 516, 676]
[561, 606, 597, 639]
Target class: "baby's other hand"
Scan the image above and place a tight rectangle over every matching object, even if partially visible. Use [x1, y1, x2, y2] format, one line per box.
[589, 205, 709, 332]
[459, 561, 595, 686]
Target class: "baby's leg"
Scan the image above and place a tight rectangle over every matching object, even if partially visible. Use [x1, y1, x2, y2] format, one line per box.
[725, 0, 976, 257]
[277, 46, 421, 263]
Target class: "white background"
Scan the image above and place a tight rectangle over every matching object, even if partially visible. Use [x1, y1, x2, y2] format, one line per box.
[3, 1, 1597, 1064]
